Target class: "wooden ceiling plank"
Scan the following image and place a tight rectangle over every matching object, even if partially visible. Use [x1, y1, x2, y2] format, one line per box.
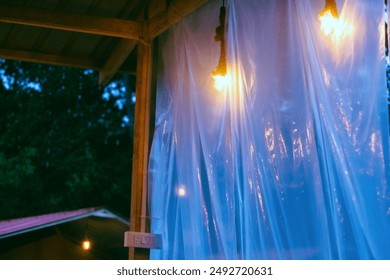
[30, 0, 66, 53]
[118, 0, 147, 19]
[0, 48, 102, 69]
[99, 39, 137, 86]
[147, 0, 167, 20]
[30, 29, 51, 52]
[148, 0, 207, 39]
[0, 3, 142, 40]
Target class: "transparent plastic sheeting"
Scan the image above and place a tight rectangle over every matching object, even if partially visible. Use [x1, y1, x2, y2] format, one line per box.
[148, 0, 390, 259]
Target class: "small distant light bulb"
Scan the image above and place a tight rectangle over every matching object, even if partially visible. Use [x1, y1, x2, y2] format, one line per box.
[213, 74, 227, 92]
[177, 186, 186, 197]
[82, 240, 91, 251]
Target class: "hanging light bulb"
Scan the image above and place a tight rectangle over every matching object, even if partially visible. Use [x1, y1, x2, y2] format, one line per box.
[318, 0, 354, 46]
[82, 239, 91, 251]
[176, 185, 187, 197]
[212, 0, 227, 92]
[318, 0, 339, 36]
[213, 74, 227, 92]
[82, 222, 91, 251]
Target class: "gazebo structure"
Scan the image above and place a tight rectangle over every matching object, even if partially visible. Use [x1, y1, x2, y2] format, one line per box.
[1, 0, 390, 260]
[0, 0, 208, 259]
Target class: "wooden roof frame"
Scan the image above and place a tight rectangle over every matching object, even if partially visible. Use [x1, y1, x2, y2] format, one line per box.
[0, 0, 208, 260]
[0, 0, 207, 86]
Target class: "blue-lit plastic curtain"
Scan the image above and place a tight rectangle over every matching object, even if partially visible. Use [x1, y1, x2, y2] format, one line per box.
[148, 0, 390, 259]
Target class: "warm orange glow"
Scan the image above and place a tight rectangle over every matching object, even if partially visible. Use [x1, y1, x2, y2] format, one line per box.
[318, 9, 354, 46]
[319, 10, 338, 36]
[213, 74, 227, 92]
[82, 240, 91, 251]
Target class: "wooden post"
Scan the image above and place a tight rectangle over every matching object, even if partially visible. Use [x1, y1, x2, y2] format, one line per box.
[127, 0, 208, 260]
[129, 40, 152, 260]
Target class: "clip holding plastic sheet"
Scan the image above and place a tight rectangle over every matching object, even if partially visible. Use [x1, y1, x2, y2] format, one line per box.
[124, 231, 162, 249]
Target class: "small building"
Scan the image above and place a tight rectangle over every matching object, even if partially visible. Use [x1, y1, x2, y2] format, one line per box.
[0, 208, 129, 260]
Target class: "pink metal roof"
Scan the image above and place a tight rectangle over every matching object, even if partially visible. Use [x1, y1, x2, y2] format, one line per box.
[0, 208, 99, 237]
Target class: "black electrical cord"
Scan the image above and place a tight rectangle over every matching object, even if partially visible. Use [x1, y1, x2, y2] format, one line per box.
[212, 1, 227, 77]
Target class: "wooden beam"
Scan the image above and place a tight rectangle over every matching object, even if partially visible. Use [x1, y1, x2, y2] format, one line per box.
[129, 41, 153, 260]
[0, 48, 136, 74]
[0, 3, 142, 40]
[99, 39, 137, 86]
[0, 48, 102, 70]
[148, 0, 207, 39]
[98, 4, 148, 87]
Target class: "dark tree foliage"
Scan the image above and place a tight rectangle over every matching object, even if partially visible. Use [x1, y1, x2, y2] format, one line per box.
[0, 60, 133, 220]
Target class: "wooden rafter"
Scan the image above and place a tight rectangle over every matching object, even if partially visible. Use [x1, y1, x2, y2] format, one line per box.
[0, 48, 102, 70]
[99, 39, 137, 86]
[0, 48, 136, 74]
[148, 0, 207, 39]
[0, 3, 142, 40]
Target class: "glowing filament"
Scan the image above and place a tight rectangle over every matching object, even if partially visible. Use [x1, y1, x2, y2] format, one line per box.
[82, 240, 91, 251]
[319, 10, 338, 36]
[213, 74, 227, 92]
[318, 10, 354, 45]
[177, 186, 186, 197]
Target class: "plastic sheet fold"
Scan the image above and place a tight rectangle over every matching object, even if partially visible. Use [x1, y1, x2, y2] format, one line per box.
[148, 0, 390, 259]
